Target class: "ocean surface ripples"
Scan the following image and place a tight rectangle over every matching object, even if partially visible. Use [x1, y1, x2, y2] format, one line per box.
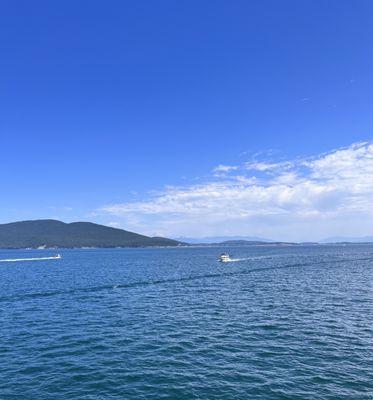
[0, 245, 372, 399]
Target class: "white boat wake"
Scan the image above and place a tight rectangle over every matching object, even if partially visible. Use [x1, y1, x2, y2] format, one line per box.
[0, 255, 61, 263]
[223, 256, 274, 263]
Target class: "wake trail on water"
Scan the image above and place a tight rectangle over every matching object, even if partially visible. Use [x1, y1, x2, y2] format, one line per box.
[0, 256, 61, 263]
[226, 256, 273, 262]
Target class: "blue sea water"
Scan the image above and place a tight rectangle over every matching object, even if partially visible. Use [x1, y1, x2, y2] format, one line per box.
[0, 245, 372, 399]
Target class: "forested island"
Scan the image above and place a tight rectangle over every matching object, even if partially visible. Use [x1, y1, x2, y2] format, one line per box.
[0, 220, 182, 249]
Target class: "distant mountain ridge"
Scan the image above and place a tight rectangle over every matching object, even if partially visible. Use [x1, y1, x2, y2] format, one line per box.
[321, 236, 373, 243]
[3, 220, 370, 249]
[174, 235, 274, 244]
[213, 240, 296, 246]
[193, 239, 297, 247]
[0, 220, 182, 249]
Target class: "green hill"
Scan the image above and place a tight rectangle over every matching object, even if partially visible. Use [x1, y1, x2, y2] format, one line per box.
[0, 219, 183, 249]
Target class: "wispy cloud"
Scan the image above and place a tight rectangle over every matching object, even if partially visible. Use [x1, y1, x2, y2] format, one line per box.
[244, 160, 293, 172]
[212, 164, 239, 178]
[97, 142, 373, 241]
[213, 164, 238, 173]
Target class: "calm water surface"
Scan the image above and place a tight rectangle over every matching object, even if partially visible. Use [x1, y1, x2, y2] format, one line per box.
[0, 245, 372, 399]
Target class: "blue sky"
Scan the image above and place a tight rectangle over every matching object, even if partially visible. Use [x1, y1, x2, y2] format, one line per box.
[1, 1, 373, 240]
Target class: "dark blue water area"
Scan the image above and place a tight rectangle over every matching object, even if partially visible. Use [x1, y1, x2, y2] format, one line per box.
[0, 245, 372, 399]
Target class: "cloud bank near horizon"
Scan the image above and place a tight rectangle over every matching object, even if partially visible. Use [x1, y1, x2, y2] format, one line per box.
[98, 142, 373, 241]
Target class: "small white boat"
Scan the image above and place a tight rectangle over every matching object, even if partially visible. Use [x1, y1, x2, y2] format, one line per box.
[54, 254, 62, 259]
[219, 253, 232, 262]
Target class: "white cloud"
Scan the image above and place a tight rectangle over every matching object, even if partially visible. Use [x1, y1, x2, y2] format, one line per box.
[98, 142, 373, 241]
[244, 160, 293, 172]
[213, 164, 238, 173]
